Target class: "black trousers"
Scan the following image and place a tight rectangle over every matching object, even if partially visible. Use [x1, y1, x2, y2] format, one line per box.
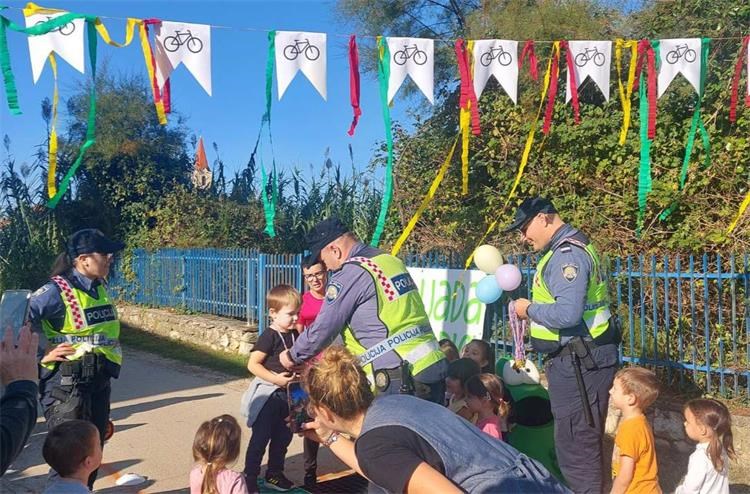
[303, 437, 319, 474]
[41, 376, 111, 489]
[244, 389, 293, 479]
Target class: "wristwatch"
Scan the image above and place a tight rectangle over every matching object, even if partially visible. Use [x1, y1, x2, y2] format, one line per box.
[323, 432, 340, 447]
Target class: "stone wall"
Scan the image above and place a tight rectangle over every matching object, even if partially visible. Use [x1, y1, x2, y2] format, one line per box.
[117, 303, 258, 355]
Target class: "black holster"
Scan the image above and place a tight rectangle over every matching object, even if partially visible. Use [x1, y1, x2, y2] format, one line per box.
[399, 360, 416, 395]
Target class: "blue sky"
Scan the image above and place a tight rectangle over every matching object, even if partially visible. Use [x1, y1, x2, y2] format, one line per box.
[0, 0, 417, 189]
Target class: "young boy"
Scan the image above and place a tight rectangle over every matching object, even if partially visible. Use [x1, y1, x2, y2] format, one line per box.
[42, 420, 102, 493]
[244, 285, 300, 492]
[609, 367, 661, 494]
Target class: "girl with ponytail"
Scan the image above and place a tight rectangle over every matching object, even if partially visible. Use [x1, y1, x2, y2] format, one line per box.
[301, 346, 567, 494]
[190, 415, 248, 494]
[675, 398, 736, 494]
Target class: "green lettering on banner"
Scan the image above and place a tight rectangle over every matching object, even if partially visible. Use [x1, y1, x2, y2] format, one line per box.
[448, 280, 466, 323]
[464, 281, 482, 324]
[432, 280, 451, 321]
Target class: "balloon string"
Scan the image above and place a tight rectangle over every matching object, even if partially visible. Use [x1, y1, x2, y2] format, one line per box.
[508, 300, 526, 366]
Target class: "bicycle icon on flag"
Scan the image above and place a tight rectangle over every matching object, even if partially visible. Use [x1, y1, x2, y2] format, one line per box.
[35, 16, 75, 36]
[164, 30, 204, 54]
[574, 47, 605, 67]
[283, 39, 321, 61]
[480, 46, 512, 67]
[665, 43, 696, 64]
[394, 44, 427, 66]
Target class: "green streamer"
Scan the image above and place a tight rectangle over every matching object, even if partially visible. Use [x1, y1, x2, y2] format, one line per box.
[370, 37, 392, 247]
[258, 30, 276, 237]
[47, 20, 98, 209]
[660, 38, 711, 221]
[637, 72, 652, 237]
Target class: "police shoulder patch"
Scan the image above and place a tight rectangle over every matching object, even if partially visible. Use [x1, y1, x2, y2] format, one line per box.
[32, 285, 50, 297]
[325, 282, 342, 303]
[561, 263, 579, 282]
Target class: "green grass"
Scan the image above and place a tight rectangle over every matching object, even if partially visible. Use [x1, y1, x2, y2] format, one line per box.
[120, 324, 249, 378]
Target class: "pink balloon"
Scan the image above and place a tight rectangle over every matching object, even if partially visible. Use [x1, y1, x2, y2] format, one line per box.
[495, 264, 522, 291]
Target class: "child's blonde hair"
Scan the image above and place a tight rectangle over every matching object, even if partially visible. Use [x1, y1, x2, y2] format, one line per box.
[685, 398, 736, 473]
[267, 284, 301, 312]
[192, 415, 242, 494]
[465, 373, 510, 418]
[615, 367, 659, 409]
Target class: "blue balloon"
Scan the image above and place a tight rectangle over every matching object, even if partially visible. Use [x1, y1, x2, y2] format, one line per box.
[476, 275, 503, 304]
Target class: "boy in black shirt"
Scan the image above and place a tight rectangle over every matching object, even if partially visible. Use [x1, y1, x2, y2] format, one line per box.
[244, 285, 300, 492]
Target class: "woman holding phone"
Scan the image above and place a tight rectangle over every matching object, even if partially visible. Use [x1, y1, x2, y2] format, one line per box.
[295, 256, 328, 488]
[28, 229, 125, 489]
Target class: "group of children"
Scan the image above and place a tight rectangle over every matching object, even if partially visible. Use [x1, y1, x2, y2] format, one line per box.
[38, 282, 738, 494]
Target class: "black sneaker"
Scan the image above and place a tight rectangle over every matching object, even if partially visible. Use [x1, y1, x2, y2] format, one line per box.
[304, 471, 317, 488]
[264, 471, 295, 492]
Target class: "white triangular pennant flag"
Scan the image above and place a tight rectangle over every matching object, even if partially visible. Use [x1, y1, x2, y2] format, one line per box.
[566, 40, 611, 102]
[275, 31, 326, 100]
[25, 12, 85, 84]
[472, 39, 518, 103]
[155, 22, 212, 96]
[387, 37, 434, 104]
[658, 38, 702, 98]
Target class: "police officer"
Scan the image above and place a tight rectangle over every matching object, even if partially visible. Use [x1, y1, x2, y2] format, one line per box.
[28, 229, 124, 489]
[508, 197, 619, 494]
[279, 218, 448, 403]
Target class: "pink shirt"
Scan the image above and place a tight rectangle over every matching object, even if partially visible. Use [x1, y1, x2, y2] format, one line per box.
[476, 416, 503, 440]
[298, 291, 324, 329]
[190, 465, 249, 494]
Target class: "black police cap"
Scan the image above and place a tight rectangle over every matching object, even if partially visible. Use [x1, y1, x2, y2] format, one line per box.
[305, 218, 350, 263]
[66, 229, 125, 258]
[503, 197, 557, 233]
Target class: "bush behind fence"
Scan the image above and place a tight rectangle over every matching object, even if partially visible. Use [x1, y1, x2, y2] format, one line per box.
[109, 249, 750, 401]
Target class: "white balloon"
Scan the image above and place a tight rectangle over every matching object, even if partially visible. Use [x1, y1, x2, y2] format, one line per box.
[473, 244, 503, 274]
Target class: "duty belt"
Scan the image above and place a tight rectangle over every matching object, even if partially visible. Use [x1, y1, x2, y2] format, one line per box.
[59, 353, 104, 386]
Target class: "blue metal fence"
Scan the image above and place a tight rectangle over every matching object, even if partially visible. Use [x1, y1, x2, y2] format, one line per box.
[109, 249, 749, 400]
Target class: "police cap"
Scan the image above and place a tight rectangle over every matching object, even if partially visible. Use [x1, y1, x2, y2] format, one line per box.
[503, 197, 557, 233]
[67, 229, 125, 258]
[305, 218, 350, 263]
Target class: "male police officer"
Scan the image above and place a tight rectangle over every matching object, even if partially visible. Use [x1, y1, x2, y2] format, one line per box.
[508, 197, 619, 494]
[279, 218, 448, 403]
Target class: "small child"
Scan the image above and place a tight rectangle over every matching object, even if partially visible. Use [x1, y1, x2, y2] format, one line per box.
[190, 415, 248, 494]
[446, 357, 480, 423]
[42, 420, 102, 494]
[243, 285, 301, 492]
[462, 339, 494, 373]
[675, 398, 736, 494]
[439, 338, 460, 362]
[609, 367, 661, 494]
[465, 373, 510, 440]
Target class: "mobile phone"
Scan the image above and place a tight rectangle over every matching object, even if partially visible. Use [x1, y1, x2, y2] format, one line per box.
[287, 380, 312, 433]
[0, 289, 32, 340]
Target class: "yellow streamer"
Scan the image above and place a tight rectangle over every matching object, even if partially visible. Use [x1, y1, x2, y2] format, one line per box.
[392, 135, 460, 256]
[727, 191, 750, 233]
[46, 53, 58, 198]
[463, 45, 557, 269]
[138, 23, 167, 125]
[615, 39, 638, 145]
[23, 2, 63, 16]
[95, 17, 139, 47]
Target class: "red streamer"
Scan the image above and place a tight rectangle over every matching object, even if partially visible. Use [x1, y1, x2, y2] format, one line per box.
[347, 35, 361, 136]
[142, 19, 171, 114]
[562, 41, 580, 125]
[730, 35, 749, 123]
[542, 44, 560, 134]
[519, 40, 538, 81]
[455, 38, 481, 135]
[633, 39, 657, 139]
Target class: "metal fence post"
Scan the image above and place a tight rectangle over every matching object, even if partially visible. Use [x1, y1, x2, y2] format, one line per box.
[258, 253, 267, 334]
[246, 255, 252, 326]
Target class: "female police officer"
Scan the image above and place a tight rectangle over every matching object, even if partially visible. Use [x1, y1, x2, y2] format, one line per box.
[28, 229, 124, 488]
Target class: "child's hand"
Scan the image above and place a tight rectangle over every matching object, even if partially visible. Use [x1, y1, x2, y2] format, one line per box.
[273, 371, 295, 388]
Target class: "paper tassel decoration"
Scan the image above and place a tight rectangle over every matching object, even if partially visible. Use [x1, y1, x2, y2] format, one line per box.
[566, 40, 611, 102]
[386, 37, 434, 104]
[25, 9, 85, 83]
[472, 39, 518, 103]
[275, 31, 326, 100]
[155, 21, 212, 96]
